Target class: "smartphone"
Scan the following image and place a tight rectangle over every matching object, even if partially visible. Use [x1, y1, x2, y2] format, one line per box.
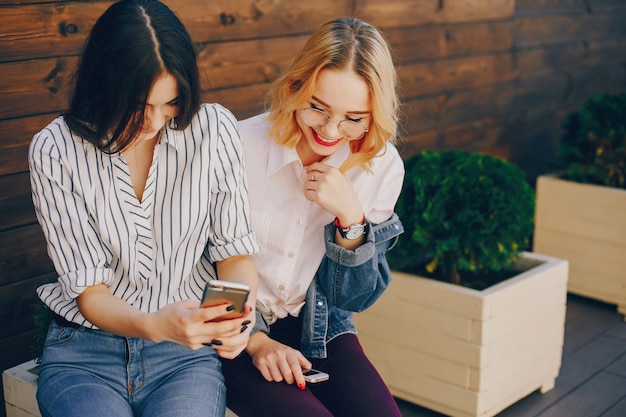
[302, 368, 329, 383]
[201, 280, 250, 321]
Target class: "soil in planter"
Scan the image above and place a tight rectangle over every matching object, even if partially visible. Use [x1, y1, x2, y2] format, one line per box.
[404, 257, 544, 291]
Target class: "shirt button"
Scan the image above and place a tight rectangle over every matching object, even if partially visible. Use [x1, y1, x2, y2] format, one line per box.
[278, 285, 285, 291]
[287, 252, 295, 258]
[297, 219, 303, 225]
[317, 301, 324, 306]
[275, 300, 283, 306]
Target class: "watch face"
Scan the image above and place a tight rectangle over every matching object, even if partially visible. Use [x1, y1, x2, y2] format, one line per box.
[344, 223, 366, 240]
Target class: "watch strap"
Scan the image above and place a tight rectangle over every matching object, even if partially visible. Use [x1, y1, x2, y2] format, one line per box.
[334, 214, 366, 239]
[333, 214, 365, 230]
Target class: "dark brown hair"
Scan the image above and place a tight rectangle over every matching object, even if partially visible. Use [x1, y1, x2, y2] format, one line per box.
[64, 0, 201, 153]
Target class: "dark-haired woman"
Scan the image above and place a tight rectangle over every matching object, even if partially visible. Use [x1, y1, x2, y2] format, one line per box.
[28, 1, 258, 416]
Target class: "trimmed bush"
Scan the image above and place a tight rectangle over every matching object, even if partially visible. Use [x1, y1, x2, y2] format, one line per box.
[388, 150, 535, 288]
[551, 93, 626, 189]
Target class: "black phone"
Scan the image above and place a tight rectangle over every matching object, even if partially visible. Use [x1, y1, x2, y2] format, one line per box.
[201, 280, 250, 321]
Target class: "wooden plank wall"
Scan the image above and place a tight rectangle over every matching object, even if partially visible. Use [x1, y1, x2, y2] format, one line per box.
[1, 0, 625, 410]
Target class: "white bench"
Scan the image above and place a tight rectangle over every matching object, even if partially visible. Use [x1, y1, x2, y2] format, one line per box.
[3, 360, 238, 417]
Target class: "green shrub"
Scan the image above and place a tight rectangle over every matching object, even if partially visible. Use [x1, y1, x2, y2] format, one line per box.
[31, 301, 53, 362]
[550, 93, 626, 189]
[388, 150, 535, 288]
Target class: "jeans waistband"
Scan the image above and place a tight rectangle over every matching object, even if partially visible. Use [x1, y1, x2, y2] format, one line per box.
[52, 313, 82, 329]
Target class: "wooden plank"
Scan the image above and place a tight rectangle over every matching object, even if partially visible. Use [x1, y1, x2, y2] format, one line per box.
[357, 334, 471, 389]
[197, 35, 308, 90]
[387, 21, 513, 63]
[0, 0, 349, 63]
[440, 118, 506, 151]
[566, 63, 626, 105]
[478, 349, 561, 412]
[0, 225, 55, 286]
[537, 372, 626, 416]
[602, 397, 626, 417]
[589, 0, 626, 11]
[2, 360, 40, 417]
[0, 114, 55, 176]
[0, 0, 71, 4]
[396, 130, 439, 160]
[398, 51, 517, 98]
[400, 114, 555, 182]
[517, 37, 626, 80]
[437, 75, 568, 128]
[205, 83, 270, 122]
[535, 177, 626, 243]
[363, 294, 475, 341]
[0, 274, 51, 342]
[435, 66, 626, 133]
[0, 51, 278, 120]
[533, 177, 626, 309]
[0, 173, 37, 231]
[174, 0, 351, 42]
[603, 321, 626, 343]
[0, 1, 112, 63]
[515, 10, 626, 47]
[398, 96, 441, 136]
[355, 0, 515, 29]
[515, 0, 587, 15]
[606, 352, 626, 377]
[516, 0, 626, 14]
[495, 304, 626, 416]
[564, 306, 623, 355]
[0, 329, 38, 379]
[356, 311, 483, 366]
[383, 272, 486, 319]
[0, 57, 76, 120]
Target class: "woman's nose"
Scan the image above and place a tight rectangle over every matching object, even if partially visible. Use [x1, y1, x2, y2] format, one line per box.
[145, 107, 170, 130]
[320, 118, 342, 139]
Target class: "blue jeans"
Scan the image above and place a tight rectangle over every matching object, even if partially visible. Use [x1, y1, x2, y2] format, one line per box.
[37, 320, 226, 417]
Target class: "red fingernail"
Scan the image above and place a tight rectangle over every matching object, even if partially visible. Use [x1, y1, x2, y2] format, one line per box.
[298, 382, 305, 391]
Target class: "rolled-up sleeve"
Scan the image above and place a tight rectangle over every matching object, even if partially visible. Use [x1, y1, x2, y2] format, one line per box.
[207, 105, 260, 261]
[316, 213, 404, 312]
[29, 127, 114, 301]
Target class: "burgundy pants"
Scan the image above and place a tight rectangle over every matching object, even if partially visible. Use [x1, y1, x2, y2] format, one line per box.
[221, 315, 402, 417]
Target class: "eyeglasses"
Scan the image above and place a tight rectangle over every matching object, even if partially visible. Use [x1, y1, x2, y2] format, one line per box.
[300, 107, 369, 141]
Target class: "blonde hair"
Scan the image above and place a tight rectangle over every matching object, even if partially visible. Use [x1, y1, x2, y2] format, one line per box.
[267, 17, 399, 172]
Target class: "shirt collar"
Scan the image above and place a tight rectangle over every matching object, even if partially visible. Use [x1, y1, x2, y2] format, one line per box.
[100, 127, 175, 172]
[265, 140, 350, 178]
[160, 125, 180, 150]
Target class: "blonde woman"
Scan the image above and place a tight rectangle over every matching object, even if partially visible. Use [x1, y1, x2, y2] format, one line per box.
[221, 17, 404, 417]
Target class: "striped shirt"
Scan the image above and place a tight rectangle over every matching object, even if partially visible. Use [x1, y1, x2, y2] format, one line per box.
[239, 113, 404, 324]
[29, 103, 260, 328]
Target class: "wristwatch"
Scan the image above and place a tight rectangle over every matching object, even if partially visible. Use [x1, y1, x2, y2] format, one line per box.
[334, 215, 366, 240]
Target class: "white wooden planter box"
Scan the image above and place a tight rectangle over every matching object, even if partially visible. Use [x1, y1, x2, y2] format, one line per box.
[354, 252, 568, 417]
[3, 360, 40, 417]
[3, 360, 239, 417]
[534, 175, 626, 316]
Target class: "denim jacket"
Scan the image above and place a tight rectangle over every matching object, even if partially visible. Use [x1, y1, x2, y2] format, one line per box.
[251, 213, 404, 358]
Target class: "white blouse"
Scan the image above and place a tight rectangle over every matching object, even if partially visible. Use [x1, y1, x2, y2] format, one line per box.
[239, 113, 404, 324]
[29, 103, 259, 328]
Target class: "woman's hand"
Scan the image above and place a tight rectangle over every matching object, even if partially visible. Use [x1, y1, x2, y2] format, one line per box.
[305, 162, 363, 227]
[77, 285, 254, 355]
[147, 301, 255, 356]
[246, 331, 312, 389]
[206, 304, 256, 359]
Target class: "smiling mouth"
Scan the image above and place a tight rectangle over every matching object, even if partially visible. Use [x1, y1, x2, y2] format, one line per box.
[311, 128, 341, 146]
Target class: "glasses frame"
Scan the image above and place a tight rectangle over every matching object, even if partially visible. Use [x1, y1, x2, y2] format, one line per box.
[299, 107, 369, 141]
